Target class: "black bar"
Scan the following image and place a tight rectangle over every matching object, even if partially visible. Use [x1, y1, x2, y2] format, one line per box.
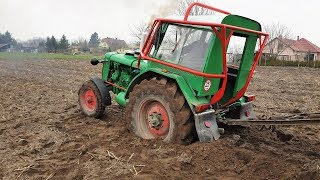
[221, 119, 320, 126]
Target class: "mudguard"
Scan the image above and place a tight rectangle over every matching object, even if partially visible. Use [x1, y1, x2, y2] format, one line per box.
[194, 110, 221, 143]
[90, 77, 112, 106]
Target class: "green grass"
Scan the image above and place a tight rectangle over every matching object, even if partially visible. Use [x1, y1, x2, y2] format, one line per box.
[0, 52, 102, 60]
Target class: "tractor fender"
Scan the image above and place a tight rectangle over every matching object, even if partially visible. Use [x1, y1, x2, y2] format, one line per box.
[125, 69, 209, 112]
[89, 77, 112, 106]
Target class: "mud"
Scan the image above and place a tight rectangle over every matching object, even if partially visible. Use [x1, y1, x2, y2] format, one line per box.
[0, 59, 319, 179]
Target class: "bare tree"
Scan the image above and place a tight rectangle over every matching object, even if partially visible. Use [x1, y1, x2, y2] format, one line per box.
[71, 37, 89, 52]
[129, 21, 150, 45]
[21, 38, 46, 53]
[227, 44, 243, 65]
[130, 0, 214, 44]
[175, 0, 214, 16]
[71, 37, 86, 46]
[263, 22, 293, 58]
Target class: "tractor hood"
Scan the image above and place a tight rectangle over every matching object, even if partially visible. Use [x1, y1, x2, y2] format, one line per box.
[104, 52, 147, 69]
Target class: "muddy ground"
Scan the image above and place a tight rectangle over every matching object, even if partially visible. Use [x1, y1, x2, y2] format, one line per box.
[0, 58, 319, 179]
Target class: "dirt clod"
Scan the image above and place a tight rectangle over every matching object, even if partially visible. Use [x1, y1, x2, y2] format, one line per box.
[233, 134, 241, 141]
[18, 139, 28, 146]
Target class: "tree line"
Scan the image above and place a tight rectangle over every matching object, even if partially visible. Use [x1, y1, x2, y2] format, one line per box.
[0, 31, 17, 46]
[45, 35, 69, 53]
[45, 32, 100, 53]
[0, 31, 101, 53]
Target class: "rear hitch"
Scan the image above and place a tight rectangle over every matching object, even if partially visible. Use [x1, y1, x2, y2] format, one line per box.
[194, 109, 220, 143]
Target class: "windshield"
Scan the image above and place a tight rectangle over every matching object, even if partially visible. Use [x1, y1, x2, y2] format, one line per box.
[150, 23, 213, 71]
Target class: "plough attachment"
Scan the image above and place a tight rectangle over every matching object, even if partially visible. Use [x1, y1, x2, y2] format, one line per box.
[220, 113, 320, 126]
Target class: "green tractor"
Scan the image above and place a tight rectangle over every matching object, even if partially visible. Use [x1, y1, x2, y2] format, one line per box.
[78, 2, 268, 144]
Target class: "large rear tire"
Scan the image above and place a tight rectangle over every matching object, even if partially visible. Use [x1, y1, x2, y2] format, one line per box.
[78, 80, 106, 119]
[126, 78, 195, 144]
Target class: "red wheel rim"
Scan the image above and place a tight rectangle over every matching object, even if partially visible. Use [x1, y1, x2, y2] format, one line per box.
[139, 100, 170, 137]
[81, 89, 97, 111]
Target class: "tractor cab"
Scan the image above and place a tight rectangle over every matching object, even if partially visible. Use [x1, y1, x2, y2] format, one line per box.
[139, 5, 267, 111]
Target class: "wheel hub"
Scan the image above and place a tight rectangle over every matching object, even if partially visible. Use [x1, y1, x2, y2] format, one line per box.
[139, 100, 170, 137]
[148, 113, 163, 128]
[87, 96, 93, 103]
[83, 89, 97, 111]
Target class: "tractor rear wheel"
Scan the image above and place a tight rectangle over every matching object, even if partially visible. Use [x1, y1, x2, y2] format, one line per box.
[126, 78, 195, 144]
[78, 80, 106, 118]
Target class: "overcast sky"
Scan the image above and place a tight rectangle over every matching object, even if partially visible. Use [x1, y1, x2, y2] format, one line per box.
[1, 0, 319, 45]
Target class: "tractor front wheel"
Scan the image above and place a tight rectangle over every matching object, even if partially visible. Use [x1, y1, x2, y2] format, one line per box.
[126, 78, 195, 144]
[78, 80, 106, 118]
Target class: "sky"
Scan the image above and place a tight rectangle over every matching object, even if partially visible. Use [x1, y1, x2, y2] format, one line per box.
[1, 0, 319, 45]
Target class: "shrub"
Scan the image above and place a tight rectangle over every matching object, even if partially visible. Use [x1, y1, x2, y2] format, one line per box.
[260, 58, 320, 68]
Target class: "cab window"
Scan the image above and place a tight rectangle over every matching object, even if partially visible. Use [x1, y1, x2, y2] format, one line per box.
[150, 23, 213, 71]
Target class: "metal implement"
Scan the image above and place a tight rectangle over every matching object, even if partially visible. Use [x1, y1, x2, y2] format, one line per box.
[220, 113, 320, 126]
[195, 110, 220, 143]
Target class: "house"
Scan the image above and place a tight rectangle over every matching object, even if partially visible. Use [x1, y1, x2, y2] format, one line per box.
[21, 46, 38, 53]
[19, 41, 41, 53]
[69, 45, 81, 54]
[0, 44, 10, 52]
[263, 37, 320, 61]
[100, 37, 128, 51]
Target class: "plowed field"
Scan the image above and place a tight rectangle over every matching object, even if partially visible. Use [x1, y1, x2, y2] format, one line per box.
[0, 59, 319, 179]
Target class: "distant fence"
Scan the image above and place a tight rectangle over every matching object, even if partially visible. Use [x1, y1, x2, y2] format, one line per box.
[259, 58, 320, 68]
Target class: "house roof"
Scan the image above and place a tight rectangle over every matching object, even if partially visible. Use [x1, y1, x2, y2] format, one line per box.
[280, 38, 296, 46]
[69, 45, 81, 49]
[101, 37, 128, 51]
[0, 44, 9, 49]
[279, 38, 320, 53]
